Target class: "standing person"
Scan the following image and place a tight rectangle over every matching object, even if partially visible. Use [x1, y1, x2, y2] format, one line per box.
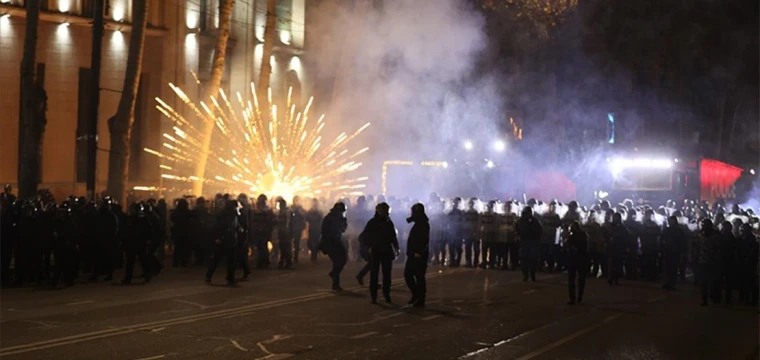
[447, 197, 464, 267]
[404, 203, 429, 308]
[661, 216, 686, 290]
[361, 202, 400, 303]
[305, 198, 323, 263]
[516, 206, 542, 282]
[737, 224, 758, 305]
[121, 203, 153, 285]
[205, 199, 240, 285]
[171, 199, 193, 267]
[566, 221, 589, 305]
[276, 198, 293, 269]
[320, 202, 348, 291]
[640, 209, 662, 282]
[479, 201, 499, 269]
[499, 202, 519, 270]
[192, 197, 211, 266]
[428, 199, 447, 266]
[290, 196, 307, 264]
[694, 219, 721, 306]
[236, 194, 251, 280]
[541, 203, 561, 272]
[94, 197, 119, 281]
[462, 199, 480, 268]
[718, 221, 738, 304]
[606, 212, 629, 286]
[51, 201, 80, 287]
[585, 210, 603, 278]
[251, 195, 275, 269]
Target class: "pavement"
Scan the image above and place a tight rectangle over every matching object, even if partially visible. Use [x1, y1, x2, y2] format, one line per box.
[0, 256, 757, 360]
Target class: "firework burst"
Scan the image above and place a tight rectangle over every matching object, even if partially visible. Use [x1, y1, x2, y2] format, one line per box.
[145, 83, 370, 200]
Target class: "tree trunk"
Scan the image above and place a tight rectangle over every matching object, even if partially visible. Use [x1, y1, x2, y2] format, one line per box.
[192, 0, 235, 196]
[18, 0, 42, 200]
[106, 0, 149, 205]
[257, 0, 277, 99]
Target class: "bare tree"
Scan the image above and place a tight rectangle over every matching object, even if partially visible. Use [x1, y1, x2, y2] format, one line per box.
[18, 0, 45, 200]
[192, 0, 235, 196]
[106, 0, 149, 204]
[257, 0, 277, 99]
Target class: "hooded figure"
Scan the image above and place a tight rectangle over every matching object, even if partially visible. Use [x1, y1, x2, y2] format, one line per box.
[360, 202, 400, 303]
[320, 202, 348, 291]
[404, 203, 430, 307]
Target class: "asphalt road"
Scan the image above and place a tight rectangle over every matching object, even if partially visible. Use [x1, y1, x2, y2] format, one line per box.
[0, 257, 757, 360]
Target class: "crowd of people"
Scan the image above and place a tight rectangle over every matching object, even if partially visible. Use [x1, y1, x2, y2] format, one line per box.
[1, 183, 758, 308]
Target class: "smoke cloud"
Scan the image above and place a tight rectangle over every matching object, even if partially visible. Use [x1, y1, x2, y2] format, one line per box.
[308, 0, 502, 196]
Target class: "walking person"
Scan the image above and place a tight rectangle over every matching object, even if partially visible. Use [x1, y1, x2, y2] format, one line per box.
[404, 203, 430, 308]
[319, 202, 348, 291]
[205, 199, 241, 286]
[361, 202, 400, 304]
[566, 221, 589, 305]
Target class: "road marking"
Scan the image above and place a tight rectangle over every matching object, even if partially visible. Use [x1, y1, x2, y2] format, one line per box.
[515, 314, 623, 360]
[173, 299, 208, 309]
[422, 314, 442, 321]
[393, 323, 411, 328]
[150, 327, 165, 333]
[133, 355, 165, 360]
[230, 339, 248, 351]
[0, 269, 463, 357]
[351, 331, 378, 339]
[647, 295, 668, 303]
[66, 300, 94, 306]
[522, 289, 537, 295]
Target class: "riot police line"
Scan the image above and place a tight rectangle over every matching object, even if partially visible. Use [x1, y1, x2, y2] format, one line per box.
[1, 183, 758, 307]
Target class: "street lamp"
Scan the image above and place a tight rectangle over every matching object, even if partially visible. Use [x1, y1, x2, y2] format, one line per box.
[463, 140, 473, 151]
[493, 140, 505, 152]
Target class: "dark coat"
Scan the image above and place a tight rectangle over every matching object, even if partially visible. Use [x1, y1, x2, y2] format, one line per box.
[361, 216, 399, 255]
[406, 214, 430, 257]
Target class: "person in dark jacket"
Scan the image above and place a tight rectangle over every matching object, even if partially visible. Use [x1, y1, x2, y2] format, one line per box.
[290, 196, 307, 264]
[516, 206, 542, 282]
[171, 198, 193, 268]
[404, 203, 430, 307]
[566, 221, 589, 304]
[718, 221, 738, 304]
[361, 202, 400, 303]
[236, 194, 251, 280]
[122, 203, 153, 285]
[320, 202, 348, 291]
[205, 199, 240, 285]
[251, 195, 275, 269]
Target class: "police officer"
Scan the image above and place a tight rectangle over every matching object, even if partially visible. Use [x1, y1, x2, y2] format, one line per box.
[479, 201, 499, 269]
[462, 198, 480, 268]
[718, 221, 738, 304]
[566, 221, 589, 305]
[738, 224, 758, 304]
[350, 196, 370, 262]
[640, 209, 661, 281]
[305, 198, 323, 263]
[606, 212, 629, 286]
[623, 209, 641, 280]
[695, 219, 721, 306]
[122, 203, 153, 284]
[404, 203, 429, 308]
[585, 210, 604, 278]
[236, 194, 251, 279]
[516, 206, 542, 282]
[205, 199, 240, 285]
[499, 202, 518, 270]
[276, 198, 293, 269]
[429, 199, 447, 266]
[320, 202, 348, 291]
[51, 201, 79, 287]
[192, 197, 211, 266]
[360, 202, 399, 303]
[93, 197, 119, 282]
[290, 196, 307, 264]
[251, 195, 275, 269]
[447, 197, 464, 267]
[171, 198, 193, 267]
[661, 216, 685, 290]
[541, 202, 561, 272]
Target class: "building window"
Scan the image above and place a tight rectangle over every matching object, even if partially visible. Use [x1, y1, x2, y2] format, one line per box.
[199, 0, 219, 32]
[148, 0, 164, 27]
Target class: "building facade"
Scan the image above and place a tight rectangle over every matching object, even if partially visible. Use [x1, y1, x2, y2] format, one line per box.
[0, 0, 310, 200]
